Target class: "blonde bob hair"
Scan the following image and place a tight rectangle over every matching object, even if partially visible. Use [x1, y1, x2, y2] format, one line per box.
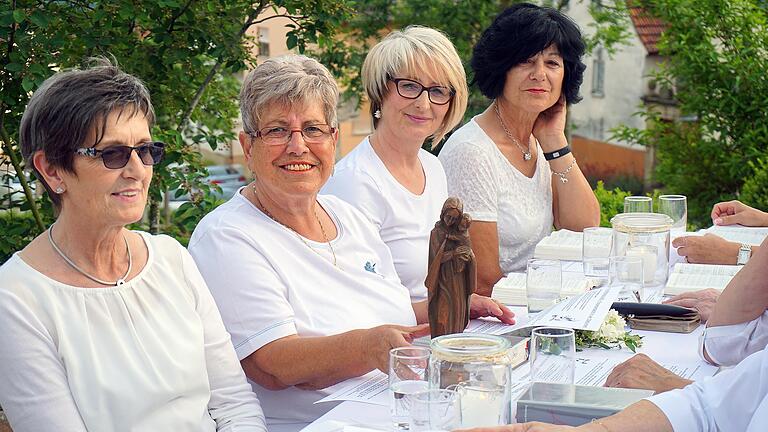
[240, 54, 339, 133]
[362, 26, 468, 147]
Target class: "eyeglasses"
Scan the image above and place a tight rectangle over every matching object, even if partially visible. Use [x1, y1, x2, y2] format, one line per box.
[247, 124, 336, 146]
[75, 141, 165, 169]
[390, 78, 455, 105]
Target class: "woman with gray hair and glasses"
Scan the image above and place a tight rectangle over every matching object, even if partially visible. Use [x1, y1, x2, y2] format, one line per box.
[189, 54, 513, 430]
[0, 62, 265, 431]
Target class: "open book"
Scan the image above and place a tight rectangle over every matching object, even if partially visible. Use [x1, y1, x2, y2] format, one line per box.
[664, 263, 742, 296]
[533, 229, 612, 261]
[492, 272, 600, 306]
[706, 225, 768, 246]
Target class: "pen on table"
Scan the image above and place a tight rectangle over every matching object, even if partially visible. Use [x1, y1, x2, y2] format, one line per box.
[633, 290, 642, 303]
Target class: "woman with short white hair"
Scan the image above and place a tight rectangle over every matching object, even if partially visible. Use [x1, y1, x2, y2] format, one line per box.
[323, 26, 469, 301]
[189, 54, 513, 430]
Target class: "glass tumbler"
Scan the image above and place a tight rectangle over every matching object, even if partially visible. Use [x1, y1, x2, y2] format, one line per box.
[658, 195, 687, 235]
[582, 227, 613, 287]
[409, 389, 462, 432]
[526, 259, 562, 313]
[529, 327, 576, 384]
[390, 346, 431, 430]
[624, 196, 653, 213]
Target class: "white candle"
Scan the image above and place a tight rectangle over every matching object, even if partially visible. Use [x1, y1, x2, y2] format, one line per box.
[627, 245, 658, 284]
[459, 385, 506, 427]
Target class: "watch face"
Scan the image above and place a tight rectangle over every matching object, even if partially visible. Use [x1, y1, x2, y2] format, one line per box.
[738, 247, 751, 265]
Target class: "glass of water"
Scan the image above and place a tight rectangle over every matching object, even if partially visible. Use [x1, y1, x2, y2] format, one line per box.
[390, 346, 431, 430]
[582, 227, 613, 287]
[409, 389, 461, 431]
[624, 196, 653, 213]
[526, 259, 562, 313]
[658, 195, 687, 235]
[530, 327, 576, 384]
[611, 255, 644, 302]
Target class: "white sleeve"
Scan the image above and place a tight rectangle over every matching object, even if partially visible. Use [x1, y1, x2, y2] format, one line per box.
[180, 248, 267, 431]
[647, 347, 768, 432]
[323, 169, 387, 230]
[700, 311, 768, 366]
[440, 142, 498, 222]
[189, 226, 297, 360]
[0, 289, 87, 432]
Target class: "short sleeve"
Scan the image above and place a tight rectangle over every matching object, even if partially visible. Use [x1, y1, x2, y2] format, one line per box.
[180, 247, 267, 431]
[440, 141, 499, 222]
[0, 287, 87, 432]
[189, 226, 298, 360]
[700, 311, 768, 366]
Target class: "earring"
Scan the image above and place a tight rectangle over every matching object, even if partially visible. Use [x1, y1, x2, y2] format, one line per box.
[374, 109, 382, 119]
[55, 186, 65, 194]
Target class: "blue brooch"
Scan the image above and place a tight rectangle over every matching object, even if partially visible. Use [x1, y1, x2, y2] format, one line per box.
[364, 261, 377, 274]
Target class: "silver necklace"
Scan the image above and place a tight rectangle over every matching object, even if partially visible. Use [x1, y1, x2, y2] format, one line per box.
[48, 222, 132, 286]
[494, 101, 532, 161]
[252, 185, 339, 268]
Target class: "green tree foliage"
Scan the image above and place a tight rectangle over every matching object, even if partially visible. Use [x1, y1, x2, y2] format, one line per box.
[0, 0, 353, 259]
[613, 0, 768, 227]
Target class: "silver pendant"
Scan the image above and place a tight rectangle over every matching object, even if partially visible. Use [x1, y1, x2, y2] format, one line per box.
[559, 177, 569, 184]
[523, 152, 532, 161]
[116, 278, 126, 286]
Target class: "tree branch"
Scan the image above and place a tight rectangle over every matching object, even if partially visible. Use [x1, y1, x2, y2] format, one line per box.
[166, 0, 195, 33]
[176, 2, 265, 132]
[0, 116, 45, 232]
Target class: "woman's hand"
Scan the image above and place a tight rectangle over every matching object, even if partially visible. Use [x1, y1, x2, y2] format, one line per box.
[456, 423, 577, 432]
[663, 289, 719, 322]
[604, 354, 692, 394]
[363, 324, 430, 374]
[672, 234, 739, 265]
[712, 200, 768, 227]
[532, 96, 568, 151]
[468, 294, 516, 324]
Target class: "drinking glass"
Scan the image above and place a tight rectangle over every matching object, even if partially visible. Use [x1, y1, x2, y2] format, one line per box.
[582, 227, 613, 287]
[624, 196, 653, 213]
[530, 327, 576, 384]
[409, 389, 462, 431]
[611, 256, 644, 302]
[658, 195, 687, 235]
[526, 259, 562, 313]
[390, 346, 431, 430]
[454, 381, 508, 427]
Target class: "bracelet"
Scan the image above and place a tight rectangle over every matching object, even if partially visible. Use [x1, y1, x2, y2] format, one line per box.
[544, 145, 571, 160]
[551, 158, 577, 184]
[591, 419, 611, 432]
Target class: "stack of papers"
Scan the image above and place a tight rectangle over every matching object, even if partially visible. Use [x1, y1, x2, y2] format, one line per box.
[664, 263, 742, 295]
[706, 225, 768, 246]
[533, 229, 584, 261]
[492, 272, 600, 306]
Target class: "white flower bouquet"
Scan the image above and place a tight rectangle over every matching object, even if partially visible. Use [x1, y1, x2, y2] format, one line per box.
[575, 309, 643, 352]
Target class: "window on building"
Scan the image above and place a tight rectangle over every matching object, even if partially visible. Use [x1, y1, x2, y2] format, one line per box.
[591, 46, 605, 97]
[257, 28, 270, 57]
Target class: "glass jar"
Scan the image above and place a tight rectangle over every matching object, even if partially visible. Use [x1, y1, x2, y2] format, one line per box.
[610, 212, 673, 286]
[429, 334, 513, 427]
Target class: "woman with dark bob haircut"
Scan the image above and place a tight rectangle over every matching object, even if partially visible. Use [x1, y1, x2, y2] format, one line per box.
[0, 60, 266, 431]
[439, 3, 599, 297]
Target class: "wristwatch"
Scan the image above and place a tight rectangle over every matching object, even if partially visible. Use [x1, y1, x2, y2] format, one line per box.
[737, 243, 752, 265]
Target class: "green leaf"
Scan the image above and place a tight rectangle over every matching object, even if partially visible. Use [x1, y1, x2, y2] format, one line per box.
[21, 76, 35, 92]
[29, 10, 50, 28]
[12, 9, 25, 23]
[5, 62, 23, 72]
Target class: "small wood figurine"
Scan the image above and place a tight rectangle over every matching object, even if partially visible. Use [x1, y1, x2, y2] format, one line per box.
[426, 197, 477, 338]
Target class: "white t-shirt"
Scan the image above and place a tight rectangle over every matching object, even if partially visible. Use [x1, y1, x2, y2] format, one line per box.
[323, 137, 448, 301]
[188, 191, 416, 429]
[648, 346, 768, 431]
[0, 232, 266, 432]
[700, 311, 768, 366]
[439, 118, 554, 273]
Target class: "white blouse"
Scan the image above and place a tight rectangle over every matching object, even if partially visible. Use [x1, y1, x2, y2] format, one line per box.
[0, 232, 266, 432]
[439, 118, 554, 273]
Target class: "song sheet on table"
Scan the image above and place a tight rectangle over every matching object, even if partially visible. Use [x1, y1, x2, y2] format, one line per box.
[314, 371, 389, 406]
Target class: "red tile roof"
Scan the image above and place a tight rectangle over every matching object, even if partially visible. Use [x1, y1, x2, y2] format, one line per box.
[629, 6, 667, 55]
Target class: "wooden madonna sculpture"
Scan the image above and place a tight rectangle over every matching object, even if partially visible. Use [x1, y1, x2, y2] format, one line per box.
[426, 197, 477, 338]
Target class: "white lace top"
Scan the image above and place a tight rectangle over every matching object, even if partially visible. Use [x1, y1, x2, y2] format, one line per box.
[439, 117, 554, 273]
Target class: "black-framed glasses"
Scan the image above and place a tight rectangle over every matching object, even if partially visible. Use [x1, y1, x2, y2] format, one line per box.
[390, 78, 455, 105]
[247, 124, 336, 146]
[75, 141, 165, 169]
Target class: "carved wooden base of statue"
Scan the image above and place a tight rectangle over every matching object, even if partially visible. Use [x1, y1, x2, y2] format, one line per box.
[426, 197, 477, 338]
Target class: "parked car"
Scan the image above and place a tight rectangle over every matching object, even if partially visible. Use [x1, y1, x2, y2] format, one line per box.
[0, 173, 36, 210]
[168, 164, 248, 206]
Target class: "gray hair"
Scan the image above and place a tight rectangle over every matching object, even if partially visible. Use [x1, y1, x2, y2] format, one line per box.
[19, 58, 155, 207]
[239, 55, 339, 133]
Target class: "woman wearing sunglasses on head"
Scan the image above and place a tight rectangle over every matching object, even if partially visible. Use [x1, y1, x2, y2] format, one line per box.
[0, 61, 266, 431]
[323, 26, 471, 302]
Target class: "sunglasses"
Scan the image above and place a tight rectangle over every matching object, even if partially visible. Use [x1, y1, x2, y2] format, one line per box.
[75, 141, 165, 169]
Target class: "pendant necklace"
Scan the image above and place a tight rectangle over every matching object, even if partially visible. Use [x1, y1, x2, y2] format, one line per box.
[494, 101, 532, 161]
[48, 222, 132, 286]
[252, 185, 339, 268]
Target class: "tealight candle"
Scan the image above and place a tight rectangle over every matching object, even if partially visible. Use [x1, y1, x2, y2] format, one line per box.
[626, 244, 658, 284]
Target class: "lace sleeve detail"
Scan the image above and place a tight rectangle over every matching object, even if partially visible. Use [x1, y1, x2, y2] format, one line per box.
[441, 142, 498, 222]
